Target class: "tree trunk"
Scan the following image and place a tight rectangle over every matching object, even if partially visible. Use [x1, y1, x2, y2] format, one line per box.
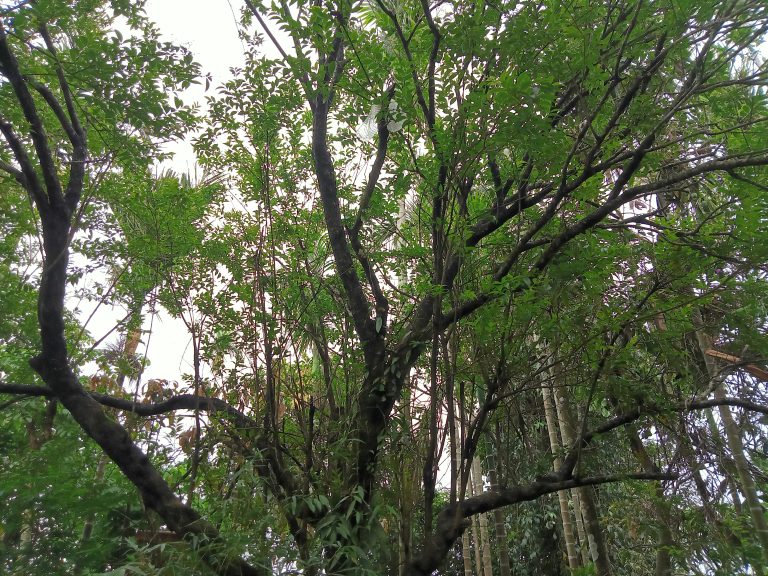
[462, 530, 474, 576]
[455, 408, 473, 576]
[472, 456, 494, 576]
[541, 383, 581, 571]
[626, 425, 674, 576]
[693, 310, 768, 568]
[399, 420, 416, 576]
[553, 386, 612, 576]
[571, 488, 590, 565]
[489, 467, 512, 576]
[467, 474, 485, 576]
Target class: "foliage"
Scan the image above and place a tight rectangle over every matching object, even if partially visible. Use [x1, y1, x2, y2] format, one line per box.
[1, 0, 768, 575]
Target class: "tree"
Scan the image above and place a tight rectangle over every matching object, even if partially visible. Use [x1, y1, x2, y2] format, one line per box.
[2, 0, 768, 574]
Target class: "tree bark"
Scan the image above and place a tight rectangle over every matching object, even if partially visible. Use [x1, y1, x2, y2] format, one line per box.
[472, 456, 494, 576]
[489, 466, 512, 576]
[553, 386, 613, 576]
[541, 383, 581, 571]
[693, 310, 768, 568]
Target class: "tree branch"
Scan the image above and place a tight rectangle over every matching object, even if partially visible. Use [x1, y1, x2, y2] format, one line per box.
[418, 0, 440, 126]
[557, 395, 768, 479]
[308, 14, 377, 346]
[0, 382, 260, 428]
[36, 23, 87, 213]
[0, 22, 63, 212]
[374, 0, 431, 124]
[0, 114, 45, 207]
[0, 157, 25, 185]
[346, 86, 395, 327]
[349, 85, 394, 239]
[25, 77, 78, 147]
[407, 225, 764, 565]
[440, 151, 768, 329]
[407, 471, 674, 575]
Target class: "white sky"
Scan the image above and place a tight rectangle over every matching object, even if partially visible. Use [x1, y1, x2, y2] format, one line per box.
[145, 0, 247, 173]
[137, 2, 248, 385]
[80, 2, 256, 388]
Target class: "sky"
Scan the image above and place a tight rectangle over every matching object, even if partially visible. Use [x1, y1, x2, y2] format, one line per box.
[81, 2, 254, 387]
[139, 2, 247, 384]
[145, 0, 247, 173]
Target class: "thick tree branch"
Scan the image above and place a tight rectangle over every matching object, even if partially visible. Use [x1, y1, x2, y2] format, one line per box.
[406, 471, 674, 575]
[312, 102, 376, 345]
[0, 115, 45, 206]
[307, 12, 379, 347]
[23, 74, 87, 212]
[0, 381, 312, 533]
[627, 152, 768, 197]
[0, 382, 260, 427]
[0, 22, 63, 212]
[408, 391, 768, 574]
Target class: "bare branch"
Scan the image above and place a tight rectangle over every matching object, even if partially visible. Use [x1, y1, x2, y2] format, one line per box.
[0, 22, 63, 211]
[0, 382, 260, 426]
[26, 78, 77, 140]
[0, 114, 45, 207]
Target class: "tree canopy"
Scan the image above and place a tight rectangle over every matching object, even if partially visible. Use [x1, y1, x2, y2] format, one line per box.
[1, 0, 768, 575]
